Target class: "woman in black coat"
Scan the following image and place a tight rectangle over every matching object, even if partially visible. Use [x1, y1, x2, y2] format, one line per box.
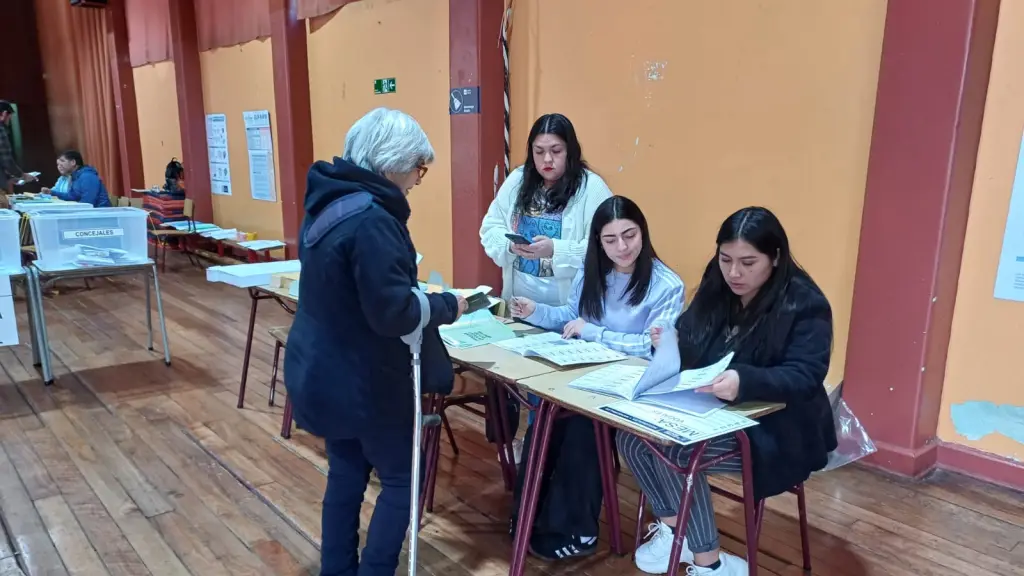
[284, 107, 467, 576]
[618, 207, 837, 576]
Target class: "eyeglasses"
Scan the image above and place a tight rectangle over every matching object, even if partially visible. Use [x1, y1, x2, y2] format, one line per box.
[417, 164, 429, 179]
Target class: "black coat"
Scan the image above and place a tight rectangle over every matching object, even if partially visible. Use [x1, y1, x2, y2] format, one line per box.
[283, 157, 459, 440]
[680, 277, 837, 501]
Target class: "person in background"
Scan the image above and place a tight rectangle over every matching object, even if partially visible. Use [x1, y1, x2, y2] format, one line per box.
[163, 157, 185, 193]
[40, 153, 72, 197]
[479, 113, 612, 461]
[284, 107, 468, 576]
[50, 150, 111, 207]
[619, 207, 836, 575]
[144, 159, 188, 225]
[0, 101, 36, 193]
[508, 195, 685, 560]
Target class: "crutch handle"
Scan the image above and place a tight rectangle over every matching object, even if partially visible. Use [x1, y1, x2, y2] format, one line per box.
[422, 414, 441, 428]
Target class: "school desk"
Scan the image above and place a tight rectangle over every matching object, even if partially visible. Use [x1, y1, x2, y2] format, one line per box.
[510, 362, 808, 576]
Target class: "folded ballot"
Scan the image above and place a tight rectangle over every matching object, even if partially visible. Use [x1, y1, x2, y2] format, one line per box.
[567, 329, 733, 416]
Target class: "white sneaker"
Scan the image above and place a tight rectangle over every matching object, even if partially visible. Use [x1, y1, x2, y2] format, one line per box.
[685, 553, 749, 575]
[634, 521, 694, 574]
[496, 438, 524, 465]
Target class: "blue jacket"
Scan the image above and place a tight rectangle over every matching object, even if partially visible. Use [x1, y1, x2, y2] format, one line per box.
[283, 157, 460, 440]
[55, 166, 111, 207]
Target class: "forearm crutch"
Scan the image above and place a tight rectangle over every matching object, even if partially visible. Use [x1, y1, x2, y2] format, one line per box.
[401, 288, 440, 576]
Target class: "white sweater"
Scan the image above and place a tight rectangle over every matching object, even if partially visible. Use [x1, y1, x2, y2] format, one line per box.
[479, 167, 613, 302]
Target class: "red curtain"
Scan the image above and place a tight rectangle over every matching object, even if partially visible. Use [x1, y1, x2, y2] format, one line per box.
[70, 7, 123, 199]
[126, 0, 171, 67]
[33, 0, 121, 197]
[298, 0, 359, 21]
[195, 0, 271, 52]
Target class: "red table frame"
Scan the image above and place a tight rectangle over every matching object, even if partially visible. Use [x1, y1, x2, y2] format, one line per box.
[511, 394, 813, 576]
[236, 287, 296, 409]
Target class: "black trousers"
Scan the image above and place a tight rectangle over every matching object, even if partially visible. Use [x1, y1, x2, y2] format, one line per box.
[510, 413, 604, 537]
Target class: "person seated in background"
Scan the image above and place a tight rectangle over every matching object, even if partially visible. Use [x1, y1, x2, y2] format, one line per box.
[619, 207, 836, 575]
[507, 195, 685, 561]
[50, 150, 111, 207]
[144, 158, 188, 225]
[40, 154, 72, 197]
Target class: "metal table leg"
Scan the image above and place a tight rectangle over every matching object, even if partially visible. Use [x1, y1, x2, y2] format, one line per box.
[28, 267, 54, 385]
[145, 266, 153, 350]
[21, 277, 41, 367]
[150, 263, 171, 365]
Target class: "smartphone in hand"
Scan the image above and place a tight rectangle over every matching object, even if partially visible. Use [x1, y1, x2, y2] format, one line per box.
[505, 233, 532, 245]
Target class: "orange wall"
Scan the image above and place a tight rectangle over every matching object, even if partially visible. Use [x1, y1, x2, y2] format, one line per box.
[134, 61, 183, 189]
[200, 40, 284, 242]
[509, 0, 888, 384]
[306, 0, 453, 281]
[938, 1, 1024, 462]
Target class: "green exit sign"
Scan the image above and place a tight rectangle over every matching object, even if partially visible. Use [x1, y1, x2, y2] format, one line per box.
[374, 78, 396, 95]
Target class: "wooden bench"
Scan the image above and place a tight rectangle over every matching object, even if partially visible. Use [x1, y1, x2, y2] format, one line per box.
[268, 325, 294, 439]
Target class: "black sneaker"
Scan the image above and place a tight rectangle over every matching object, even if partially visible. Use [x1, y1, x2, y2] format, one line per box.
[528, 533, 599, 561]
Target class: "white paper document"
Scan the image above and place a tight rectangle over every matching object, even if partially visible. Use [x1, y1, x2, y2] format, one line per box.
[243, 110, 277, 202]
[995, 129, 1024, 301]
[568, 328, 733, 403]
[599, 401, 756, 446]
[239, 240, 286, 251]
[206, 113, 232, 196]
[495, 332, 626, 367]
[0, 275, 18, 346]
[439, 311, 517, 349]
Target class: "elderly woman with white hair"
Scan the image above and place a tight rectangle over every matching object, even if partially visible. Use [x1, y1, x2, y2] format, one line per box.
[284, 107, 467, 576]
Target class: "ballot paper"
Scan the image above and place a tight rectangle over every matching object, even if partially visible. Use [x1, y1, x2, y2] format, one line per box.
[439, 310, 516, 349]
[494, 332, 626, 367]
[599, 401, 756, 445]
[568, 328, 733, 398]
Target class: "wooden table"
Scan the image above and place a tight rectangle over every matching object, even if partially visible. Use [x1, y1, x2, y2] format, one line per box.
[509, 361, 786, 576]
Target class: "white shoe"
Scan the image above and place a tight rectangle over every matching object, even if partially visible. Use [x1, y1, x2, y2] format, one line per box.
[634, 521, 694, 574]
[496, 438, 524, 465]
[685, 553, 749, 575]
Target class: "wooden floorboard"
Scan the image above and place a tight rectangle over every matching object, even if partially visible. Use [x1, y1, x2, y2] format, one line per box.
[0, 255, 1019, 576]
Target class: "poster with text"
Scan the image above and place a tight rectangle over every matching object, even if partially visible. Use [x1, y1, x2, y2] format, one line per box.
[206, 113, 232, 196]
[243, 110, 277, 202]
[994, 131, 1024, 301]
[0, 276, 18, 346]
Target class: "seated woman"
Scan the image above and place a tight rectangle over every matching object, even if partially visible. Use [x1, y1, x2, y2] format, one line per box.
[39, 155, 71, 197]
[144, 159, 188, 224]
[50, 150, 111, 207]
[509, 195, 685, 561]
[618, 206, 836, 575]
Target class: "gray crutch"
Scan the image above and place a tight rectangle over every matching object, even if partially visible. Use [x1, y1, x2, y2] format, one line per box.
[401, 288, 440, 575]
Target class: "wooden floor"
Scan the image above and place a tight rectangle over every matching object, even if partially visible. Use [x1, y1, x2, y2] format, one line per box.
[0, 257, 1021, 576]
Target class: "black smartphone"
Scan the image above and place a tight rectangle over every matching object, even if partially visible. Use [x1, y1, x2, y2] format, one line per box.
[505, 233, 532, 245]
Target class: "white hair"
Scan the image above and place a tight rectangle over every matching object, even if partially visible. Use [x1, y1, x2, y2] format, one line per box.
[342, 107, 435, 175]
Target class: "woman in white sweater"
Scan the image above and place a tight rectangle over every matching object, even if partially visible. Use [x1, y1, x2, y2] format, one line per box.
[479, 113, 613, 467]
[479, 113, 612, 306]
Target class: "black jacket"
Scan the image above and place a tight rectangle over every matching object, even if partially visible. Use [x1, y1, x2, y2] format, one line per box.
[283, 157, 459, 440]
[680, 277, 837, 500]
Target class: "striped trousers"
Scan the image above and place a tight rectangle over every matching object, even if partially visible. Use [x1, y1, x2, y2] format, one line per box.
[617, 432, 742, 553]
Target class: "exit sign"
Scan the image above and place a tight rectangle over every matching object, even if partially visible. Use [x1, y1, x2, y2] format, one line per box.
[374, 78, 396, 95]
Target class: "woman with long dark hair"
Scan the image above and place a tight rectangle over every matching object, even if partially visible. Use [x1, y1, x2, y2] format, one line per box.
[480, 113, 612, 306]
[509, 196, 685, 561]
[619, 207, 837, 575]
[480, 113, 613, 465]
